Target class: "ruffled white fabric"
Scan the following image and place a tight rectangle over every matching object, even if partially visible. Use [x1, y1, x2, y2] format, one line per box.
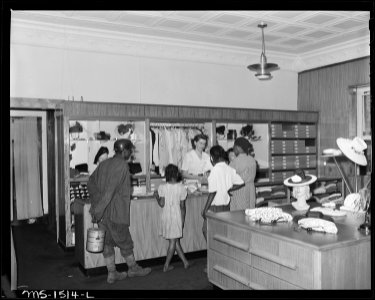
[245, 207, 292, 224]
[298, 217, 338, 234]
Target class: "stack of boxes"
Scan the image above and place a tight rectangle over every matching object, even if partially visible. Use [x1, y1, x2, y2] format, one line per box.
[270, 123, 317, 181]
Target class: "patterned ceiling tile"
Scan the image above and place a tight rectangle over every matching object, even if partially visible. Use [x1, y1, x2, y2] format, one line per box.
[173, 11, 210, 19]
[11, 10, 370, 58]
[302, 13, 338, 25]
[115, 13, 161, 26]
[156, 19, 191, 30]
[331, 19, 366, 30]
[222, 29, 253, 38]
[303, 30, 334, 39]
[269, 11, 307, 19]
[209, 13, 247, 24]
[280, 38, 309, 46]
[276, 25, 306, 35]
[190, 24, 224, 34]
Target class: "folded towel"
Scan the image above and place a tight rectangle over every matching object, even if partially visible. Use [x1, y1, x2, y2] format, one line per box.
[298, 217, 338, 234]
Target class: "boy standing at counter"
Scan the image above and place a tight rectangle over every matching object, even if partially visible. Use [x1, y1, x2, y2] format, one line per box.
[88, 139, 152, 284]
[201, 145, 244, 272]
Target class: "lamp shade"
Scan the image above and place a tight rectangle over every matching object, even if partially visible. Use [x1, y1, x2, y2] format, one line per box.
[247, 22, 279, 80]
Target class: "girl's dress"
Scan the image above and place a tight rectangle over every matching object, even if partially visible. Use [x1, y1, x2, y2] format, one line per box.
[158, 183, 188, 239]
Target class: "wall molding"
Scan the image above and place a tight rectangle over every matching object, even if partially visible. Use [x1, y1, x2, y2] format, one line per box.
[11, 19, 370, 73]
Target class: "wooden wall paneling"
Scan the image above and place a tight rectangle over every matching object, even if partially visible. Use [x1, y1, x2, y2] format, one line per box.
[260, 110, 274, 123]
[207, 108, 223, 120]
[10, 97, 64, 110]
[145, 105, 179, 120]
[65, 101, 145, 120]
[234, 109, 248, 121]
[46, 110, 56, 232]
[221, 108, 237, 121]
[298, 57, 370, 179]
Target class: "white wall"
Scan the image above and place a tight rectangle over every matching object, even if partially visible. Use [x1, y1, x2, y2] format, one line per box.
[10, 43, 298, 110]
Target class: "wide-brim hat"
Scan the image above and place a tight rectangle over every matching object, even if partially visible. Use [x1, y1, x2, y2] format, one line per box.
[336, 137, 367, 166]
[284, 169, 317, 187]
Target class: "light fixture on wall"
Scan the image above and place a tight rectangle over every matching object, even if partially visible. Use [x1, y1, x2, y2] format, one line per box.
[247, 22, 279, 80]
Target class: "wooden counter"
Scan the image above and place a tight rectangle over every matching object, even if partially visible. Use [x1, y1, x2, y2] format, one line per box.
[74, 193, 207, 271]
[206, 206, 371, 290]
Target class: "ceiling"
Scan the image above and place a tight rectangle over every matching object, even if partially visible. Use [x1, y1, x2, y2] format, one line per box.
[10, 10, 370, 71]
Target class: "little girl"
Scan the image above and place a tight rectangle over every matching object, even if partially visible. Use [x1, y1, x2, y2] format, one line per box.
[154, 164, 190, 272]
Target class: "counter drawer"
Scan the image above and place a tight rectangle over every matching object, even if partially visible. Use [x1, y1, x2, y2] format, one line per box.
[249, 268, 302, 290]
[250, 232, 314, 289]
[208, 220, 251, 265]
[208, 249, 250, 290]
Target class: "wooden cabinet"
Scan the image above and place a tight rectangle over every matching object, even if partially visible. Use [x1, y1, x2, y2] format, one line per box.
[207, 209, 371, 290]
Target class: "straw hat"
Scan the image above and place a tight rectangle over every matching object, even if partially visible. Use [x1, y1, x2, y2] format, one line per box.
[284, 169, 317, 187]
[336, 137, 367, 166]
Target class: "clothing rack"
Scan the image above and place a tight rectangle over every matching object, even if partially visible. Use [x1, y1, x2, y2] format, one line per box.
[150, 122, 204, 130]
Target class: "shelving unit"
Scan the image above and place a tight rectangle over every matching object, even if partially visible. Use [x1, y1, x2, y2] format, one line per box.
[270, 122, 317, 182]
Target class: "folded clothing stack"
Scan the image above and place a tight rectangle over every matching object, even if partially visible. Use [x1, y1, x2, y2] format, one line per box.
[245, 207, 292, 224]
[298, 217, 338, 234]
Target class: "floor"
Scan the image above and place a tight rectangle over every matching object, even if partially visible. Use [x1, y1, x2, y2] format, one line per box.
[11, 219, 214, 296]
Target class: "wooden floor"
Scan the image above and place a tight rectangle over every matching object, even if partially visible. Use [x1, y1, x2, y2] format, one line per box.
[11, 220, 213, 295]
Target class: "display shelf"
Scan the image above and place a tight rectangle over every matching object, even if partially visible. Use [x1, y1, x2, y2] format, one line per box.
[270, 122, 318, 182]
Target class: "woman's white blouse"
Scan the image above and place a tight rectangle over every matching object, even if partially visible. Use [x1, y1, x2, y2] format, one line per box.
[181, 150, 213, 175]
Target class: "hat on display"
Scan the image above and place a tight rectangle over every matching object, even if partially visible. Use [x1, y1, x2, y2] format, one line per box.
[284, 169, 317, 187]
[336, 137, 367, 166]
[117, 124, 133, 136]
[216, 126, 225, 135]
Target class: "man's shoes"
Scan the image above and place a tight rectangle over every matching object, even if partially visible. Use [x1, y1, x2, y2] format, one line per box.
[128, 264, 152, 277]
[107, 271, 127, 284]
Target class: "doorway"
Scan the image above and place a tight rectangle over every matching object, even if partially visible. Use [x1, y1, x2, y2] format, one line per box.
[10, 110, 48, 221]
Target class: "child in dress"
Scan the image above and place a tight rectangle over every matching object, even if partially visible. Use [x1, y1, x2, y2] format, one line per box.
[154, 164, 190, 272]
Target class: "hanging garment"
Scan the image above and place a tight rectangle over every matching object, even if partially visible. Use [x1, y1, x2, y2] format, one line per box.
[150, 128, 156, 166]
[158, 129, 169, 176]
[165, 129, 175, 164]
[153, 128, 160, 167]
[12, 117, 43, 220]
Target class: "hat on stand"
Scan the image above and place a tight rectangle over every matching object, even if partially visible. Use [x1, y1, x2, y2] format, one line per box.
[284, 169, 317, 187]
[336, 137, 367, 166]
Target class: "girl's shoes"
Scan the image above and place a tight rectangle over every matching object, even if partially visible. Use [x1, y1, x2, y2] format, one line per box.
[163, 265, 174, 272]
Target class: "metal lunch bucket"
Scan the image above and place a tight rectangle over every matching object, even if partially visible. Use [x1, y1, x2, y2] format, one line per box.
[86, 223, 105, 253]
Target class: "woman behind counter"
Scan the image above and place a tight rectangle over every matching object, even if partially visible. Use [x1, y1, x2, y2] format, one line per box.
[181, 134, 213, 183]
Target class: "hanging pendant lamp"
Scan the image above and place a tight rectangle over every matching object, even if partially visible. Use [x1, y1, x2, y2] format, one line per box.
[247, 22, 279, 80]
